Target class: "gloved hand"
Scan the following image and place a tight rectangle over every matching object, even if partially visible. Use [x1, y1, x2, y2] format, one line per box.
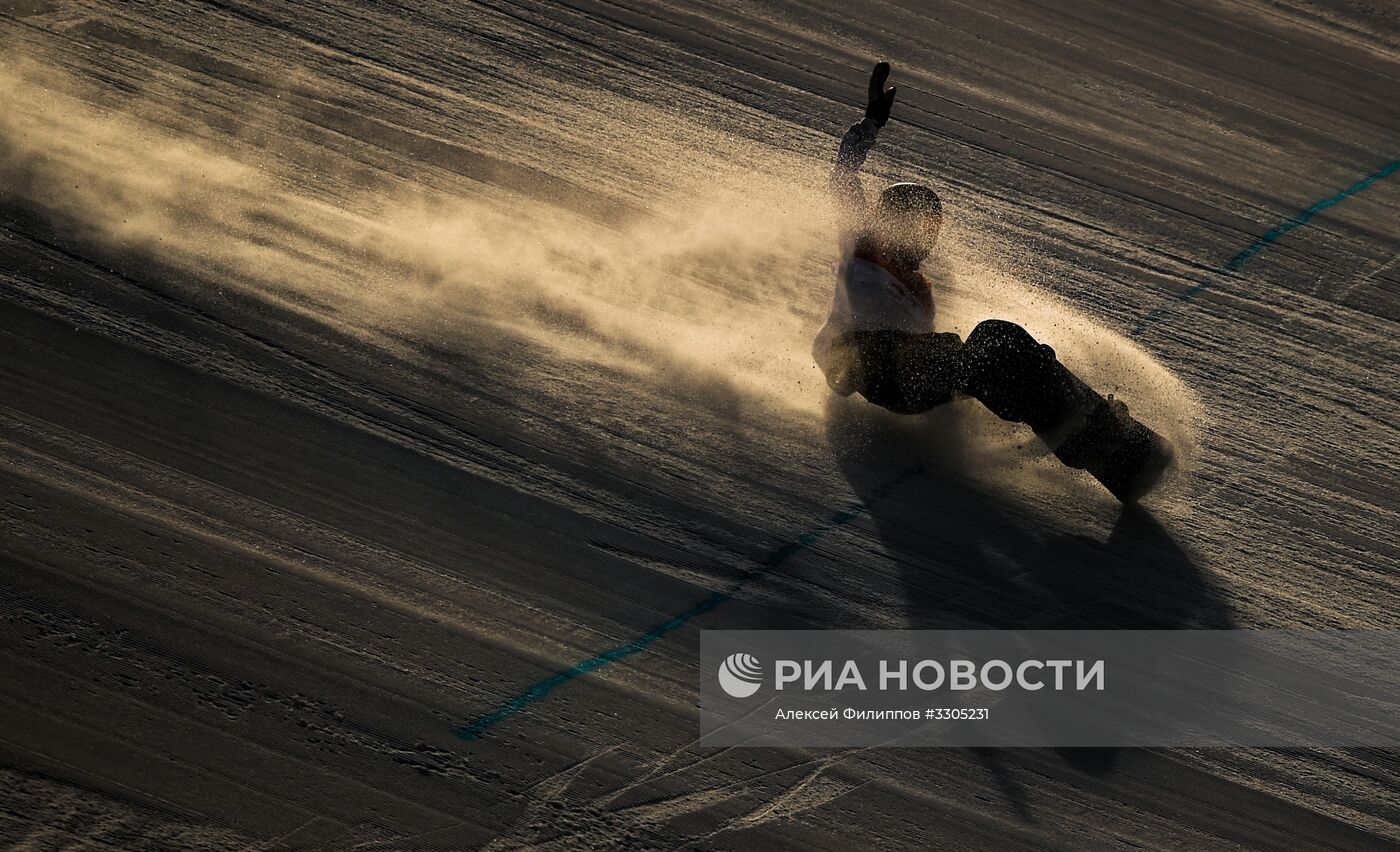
[865, 61, 897, 127]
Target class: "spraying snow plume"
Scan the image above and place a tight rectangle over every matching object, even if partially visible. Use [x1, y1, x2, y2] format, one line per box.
[0, 53, 1200, 497]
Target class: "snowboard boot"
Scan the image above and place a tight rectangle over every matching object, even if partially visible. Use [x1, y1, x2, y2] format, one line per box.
[1052, 394, 1175, 502]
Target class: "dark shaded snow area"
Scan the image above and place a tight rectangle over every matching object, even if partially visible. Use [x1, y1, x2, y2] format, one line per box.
[1, 0, 1397, 848]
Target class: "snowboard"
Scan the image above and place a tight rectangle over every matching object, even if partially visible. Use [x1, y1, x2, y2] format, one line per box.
[1050, 392, 1175, 503]
[957, 319, 1175, 503]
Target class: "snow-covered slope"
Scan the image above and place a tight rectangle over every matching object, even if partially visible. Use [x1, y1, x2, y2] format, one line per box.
[1, 0, 1396, 847]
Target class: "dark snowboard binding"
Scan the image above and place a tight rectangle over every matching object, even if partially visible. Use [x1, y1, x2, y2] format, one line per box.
[958, 320, 1174, 502]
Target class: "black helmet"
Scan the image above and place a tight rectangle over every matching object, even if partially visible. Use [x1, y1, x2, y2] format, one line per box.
[878, 182, 943, 220]
[876, 183, 943, 256]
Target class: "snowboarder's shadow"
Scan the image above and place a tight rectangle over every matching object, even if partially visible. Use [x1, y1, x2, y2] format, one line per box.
[823, 394, 1234, 819]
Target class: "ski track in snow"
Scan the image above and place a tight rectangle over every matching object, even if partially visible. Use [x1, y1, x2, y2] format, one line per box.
[1, 0, 1398, 848]
[1132, 156, 1400, 336]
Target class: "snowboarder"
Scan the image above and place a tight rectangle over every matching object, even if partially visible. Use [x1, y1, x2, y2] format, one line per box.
[814, 62, 1173, 502]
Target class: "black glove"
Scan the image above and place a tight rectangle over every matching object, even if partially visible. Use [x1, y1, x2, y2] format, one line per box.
[864, 61, 897, 127]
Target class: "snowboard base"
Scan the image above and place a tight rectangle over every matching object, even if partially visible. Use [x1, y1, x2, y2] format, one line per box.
[958, 320, 1175, 503]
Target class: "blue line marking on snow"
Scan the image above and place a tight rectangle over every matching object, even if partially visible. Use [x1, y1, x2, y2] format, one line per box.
[1130, 157, 1400, 338]
[455, 467, 919, 740]
[458, 156, 1399, 741]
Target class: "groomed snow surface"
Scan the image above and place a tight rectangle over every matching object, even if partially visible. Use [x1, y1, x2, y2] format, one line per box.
[1, 0, 1397, 848]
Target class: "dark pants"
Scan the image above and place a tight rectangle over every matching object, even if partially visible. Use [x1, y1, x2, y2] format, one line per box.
[821, 320, 1163, 500]
[823, 319, 1101, 442]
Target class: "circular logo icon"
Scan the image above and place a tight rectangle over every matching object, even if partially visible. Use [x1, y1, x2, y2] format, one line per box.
[717, 652, 762, 698]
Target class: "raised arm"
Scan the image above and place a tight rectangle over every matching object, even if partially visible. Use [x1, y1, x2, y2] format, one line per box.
[830, 62, 897, 232]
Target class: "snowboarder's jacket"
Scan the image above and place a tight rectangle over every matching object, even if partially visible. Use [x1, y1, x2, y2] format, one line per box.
[813, 118, 961, 413]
